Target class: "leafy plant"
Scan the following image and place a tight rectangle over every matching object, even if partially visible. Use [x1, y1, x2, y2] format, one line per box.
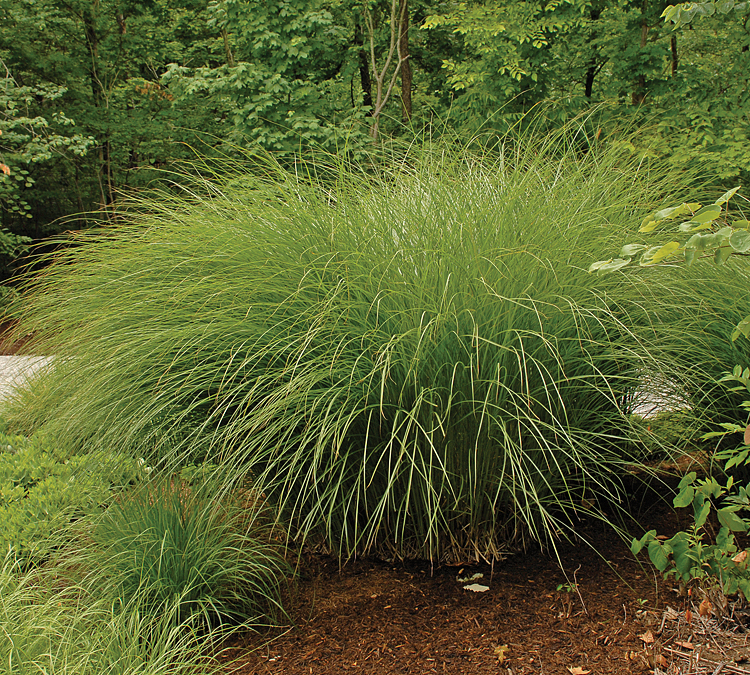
[631, 471, 750, 597]
[3, 129, 732, 560]
[589, 186, 749, 275]
[85, 478, 290, 630]
[0, 429, 144, 564]
[606, 185, 750, 600]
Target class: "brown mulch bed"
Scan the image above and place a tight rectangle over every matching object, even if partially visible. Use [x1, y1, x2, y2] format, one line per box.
[217, 501, 750, 675]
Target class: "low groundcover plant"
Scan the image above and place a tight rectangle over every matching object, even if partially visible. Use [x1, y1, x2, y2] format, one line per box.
[5, 129, 748, 560]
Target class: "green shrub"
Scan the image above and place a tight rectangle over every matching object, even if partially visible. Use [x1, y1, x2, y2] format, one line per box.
[85, 478, 290, 630]
[4, 131, 734, 559]
[0, 430, 144, 564]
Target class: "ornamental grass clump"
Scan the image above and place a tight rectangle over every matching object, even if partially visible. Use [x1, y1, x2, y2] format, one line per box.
[85, 478, 290, 630]
[0, 550, 209, 675]
[3, 132, 713, 560]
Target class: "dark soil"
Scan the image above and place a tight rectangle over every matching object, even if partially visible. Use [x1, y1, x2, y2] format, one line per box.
[0, 319, 32, 355]
[218, 498, 750, 675]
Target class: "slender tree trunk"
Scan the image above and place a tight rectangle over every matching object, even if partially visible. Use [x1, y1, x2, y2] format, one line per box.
[671, 34, 678, 74]
[355, 21, 373, 110]
[584, 7, 601, 98]
[399, 0, 412, 122]
[222, 28, 235, 67]
[365, 0, 409, 141]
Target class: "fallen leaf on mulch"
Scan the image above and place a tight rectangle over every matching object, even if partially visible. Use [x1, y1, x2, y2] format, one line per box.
[675, 641, 694, 650]
[457, 572, 484, 583]
[638, 630, 655, 644]
[494, 644, 509, 663]
[567, 667, 591, 675]
[463, 583, 490, 592]
[699, 598, 712, 617]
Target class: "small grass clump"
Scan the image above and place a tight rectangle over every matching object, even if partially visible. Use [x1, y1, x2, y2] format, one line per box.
[85, 477, 290, 630]
[0, 551, 208, 675]
[5, 129, 736, 560]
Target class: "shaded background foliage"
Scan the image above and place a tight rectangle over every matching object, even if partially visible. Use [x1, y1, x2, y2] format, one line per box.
[0, 0, 749, 281]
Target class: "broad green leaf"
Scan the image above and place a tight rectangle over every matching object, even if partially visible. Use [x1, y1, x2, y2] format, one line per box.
[619, 243, 648, 257]
[692, 204, 722, 223]
[735, 317, 750, 342]
[588, 260, 609, 273]
[589, 258, 631, 274]
[668, 532, 693, 578]
[685, 249, 697, 265]
[639, 246, 662, 265]
[652, 205, 681, 221]
[651, 241, 681, 263]
[730, 230, 750, 253]
[716, 526, 735, 551]
[714, 186, 741, 205]
[734, 220, 750, 229]
[716, 226, 733, 240]
[640, 203, 699, 232]
[715, 246, 732, 265]
[630, 530, 656, 555]
[717, 507, 748, 532]
[678, 471, 697, 489]
[661, 5, 679, 21]
[684, 233, 707, 251]
[674, 485, 695, 508]
[726, 577, 739, 596]
[678, 220, 713, 233]
[647, 539, 670, 572]
[639, 219, 660, 233]
[694, 500, 711, 527]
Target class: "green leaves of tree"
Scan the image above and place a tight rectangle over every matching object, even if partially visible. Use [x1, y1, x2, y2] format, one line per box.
[590, 188, 748, 275]
[662, 0, 750, 28]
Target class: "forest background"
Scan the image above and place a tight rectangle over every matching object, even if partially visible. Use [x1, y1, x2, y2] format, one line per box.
[1, 0, 749, 286]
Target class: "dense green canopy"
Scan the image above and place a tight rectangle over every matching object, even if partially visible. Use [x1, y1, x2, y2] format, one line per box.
[1, 0, 749, 272]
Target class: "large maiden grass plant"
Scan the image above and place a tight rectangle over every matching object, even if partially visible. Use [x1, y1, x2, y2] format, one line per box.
[4, 131, 715, 560]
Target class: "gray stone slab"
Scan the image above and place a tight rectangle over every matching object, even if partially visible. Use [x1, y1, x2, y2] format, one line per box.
[0, 355, 54, 402]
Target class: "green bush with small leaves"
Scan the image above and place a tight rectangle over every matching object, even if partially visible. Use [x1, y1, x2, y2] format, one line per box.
[0, 429, 145, 563]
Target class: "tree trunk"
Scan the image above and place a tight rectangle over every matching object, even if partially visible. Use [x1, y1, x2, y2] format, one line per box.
[81, 1, 116, 212]
[222, 28, 235, 67]
[399, 0, 412, 122]
[671, 34, 678, 74]
[355, 21, 373, 110]
[584, 7, 601, 98]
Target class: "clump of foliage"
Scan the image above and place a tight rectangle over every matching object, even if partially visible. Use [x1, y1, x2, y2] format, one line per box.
[598, 185, 750, 603]
[632, 470, 750, 599]
[5, 129, 738, 561]
[85, 477, 290, 630]
[0, 427, 145, 564]
[0, 550, 215, 675]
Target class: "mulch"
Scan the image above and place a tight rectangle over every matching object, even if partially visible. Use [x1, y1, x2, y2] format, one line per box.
[218, 502, 750, 675]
